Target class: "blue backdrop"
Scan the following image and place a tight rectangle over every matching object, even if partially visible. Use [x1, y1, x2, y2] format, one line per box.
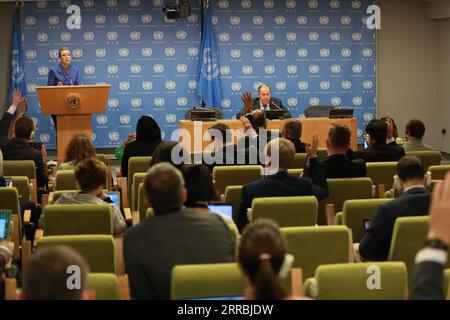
[22, 0, 376, 149]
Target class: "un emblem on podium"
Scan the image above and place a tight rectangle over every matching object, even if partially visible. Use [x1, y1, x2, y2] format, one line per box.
[66, 94, 81, 109]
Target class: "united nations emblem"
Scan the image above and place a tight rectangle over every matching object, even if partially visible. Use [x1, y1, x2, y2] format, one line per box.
[66, 94, 81, 109]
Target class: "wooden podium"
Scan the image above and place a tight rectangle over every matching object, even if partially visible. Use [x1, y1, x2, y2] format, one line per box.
[36, 85, 111, 163]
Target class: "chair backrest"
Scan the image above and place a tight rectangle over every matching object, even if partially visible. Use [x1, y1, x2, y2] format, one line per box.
[95, 154, 109, 165]
[11, 176, 31, 201]
[190, 151, 212, 165]
[171, 263, 244, 300]
[36, 235, 116, 273]
[366, 162, 398, 194]
[445, 269, 450, 300]
[0, 187, 20, 215]
[3, 160, 36, 179]
[55, 170, 78, 191]
[224, 185, 242, 223]
[429, 165, 450, 180]
[406, 151, 442, 170]
[340, 198, 393, 242]
[127, 156, 151, 204]
[213, 165, 263, 194]
[287, 169, 303, 176]
[289, 153, 307, 169]
[87, 273, 120, 300]
[132, 173, 146, 211]
[318, 178, 374, 225]
[281, 226, 351, 279]
[50, 190, 80, 203]
[43, 204, 113, 236]
[304, 262, 408, 300]
[251, 196, 318, 228]
[137, 183, 148, 222]
[304, 105, 334, 118]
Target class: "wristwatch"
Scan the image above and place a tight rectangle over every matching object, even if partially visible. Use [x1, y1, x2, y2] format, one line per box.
[424, 239, 448, 252]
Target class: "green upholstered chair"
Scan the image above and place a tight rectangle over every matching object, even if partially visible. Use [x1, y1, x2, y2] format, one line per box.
[42, 204, 113, 236]
[445, 269, 450, 300]
[171, 263, 245, 300]
[335, 198, 393, 243]
[213, 165, 263, 194]
[303, 262, 408, 300]
[406, 151, 442, 170]
[137, 183, 148, 222]
[145, 208, 155, 219]
[127, 156, 152, 206]
[95, 154, 109, 165]
[250, 196, 318, 228]
[87, 273, 121, 300]
[280, 226, 351, 279]
[365, 162, 398, 196]
[287, 169, 303, 177]
[3, 160, 36, 180]
[318, 178, 374, 225]
[0, 187, 23, 259]
[11, 176, 31, 202]
[131, 173, 146, 211]
[36, 235, 116, 273]
[429, 165, 450, 180]
[317, 148, 327, 161]
[55, 170, 77, 191]
[224, 185, 242, 223]
[289, 153, 307, 169]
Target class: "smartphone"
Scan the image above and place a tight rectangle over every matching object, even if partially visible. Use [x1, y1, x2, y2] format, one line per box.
[0, 210, 11, 240]
[0, 177, 12, 188]
[363, 219, 373, 231]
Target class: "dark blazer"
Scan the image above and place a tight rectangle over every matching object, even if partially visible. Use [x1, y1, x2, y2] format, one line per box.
[359, 188, 431, 261]
[237, 158, 328, 231]
[237, 97, 292, 118]
[120, 139, 162, 178]
[0, 112, 48, 188]
[123, 209, 235, 300]
[47, 64, 80, 86]
[207, 144, 251, 171]
[288, 138, 307, 154]
[236, 128, 274, 166]
[410, 260, 445, 300]
[304, 154, 367, 179]
[354, 141, 405, 162]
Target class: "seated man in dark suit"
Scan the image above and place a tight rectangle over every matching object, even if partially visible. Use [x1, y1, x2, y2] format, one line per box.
[303, 124, 366, 178]
[281, 119, 308, 153]
[358, 156, 431, 261]
[410, 174, 450, 300]
[124, 163, 235, 300]
[0, 91, 48, 189]
[353, 119, 405, 162]
[237, 136, 329, 232]
[237, 84, 292, 119]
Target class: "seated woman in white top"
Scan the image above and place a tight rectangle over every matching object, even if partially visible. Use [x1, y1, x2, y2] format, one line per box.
[53, 158, 126, 235]
[59, 134, 95, 170]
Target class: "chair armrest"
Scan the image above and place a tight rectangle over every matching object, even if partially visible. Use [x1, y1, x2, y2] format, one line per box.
[124, 208, 132, 224]
[118, 275, 131, 300]
[326, 204, 335, 225]
[23, 210, 31, 225]
[115, 168, 121, 178]
[303, 278, 317, 299]
[48, 192, 54, 204]
[290, 268, 303, 297]
[30, 179, 38, 204]
[34, 229, 44, 242]
[119, 177, 129, 209]
[106, 165, 113, 191]
[132, 211, 140, 226]
[377, 184, 385, 199]
[334, 212, 343, 225]
[4, 278, 17, 300]
[41, 193, 49, 209]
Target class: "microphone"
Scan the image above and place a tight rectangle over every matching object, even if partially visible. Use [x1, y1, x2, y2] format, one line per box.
[270, 100, 282, 110]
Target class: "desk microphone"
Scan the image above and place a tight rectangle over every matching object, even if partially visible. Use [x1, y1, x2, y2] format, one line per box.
[271, 100, 282, 110]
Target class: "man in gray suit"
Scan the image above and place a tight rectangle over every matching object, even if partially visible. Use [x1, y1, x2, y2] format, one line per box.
[124, 163, 235, 300]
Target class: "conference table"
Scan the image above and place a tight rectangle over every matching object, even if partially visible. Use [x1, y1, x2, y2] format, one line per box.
[178, 118, 357, 152]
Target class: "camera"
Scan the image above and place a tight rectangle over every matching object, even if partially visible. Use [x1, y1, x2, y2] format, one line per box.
[162, 0, 190, 20]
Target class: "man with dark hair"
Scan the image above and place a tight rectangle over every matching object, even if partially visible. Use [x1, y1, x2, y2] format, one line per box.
[124, 162, 235, 299]
[208, 122, 244, 166]
[304, 124, 366, 178]
[22, 245, 91, 300]
[358, 156, 431, 261]
[237, 136, 328, 231]
[281, 119, 307, 153]
[0, 90, 48, 188]
[403, 118, 435, 152]
[238, 84, 292, 118]
[354, 119, 405, 162]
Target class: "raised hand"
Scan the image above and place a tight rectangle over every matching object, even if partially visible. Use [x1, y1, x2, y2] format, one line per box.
[12, 88, 25, 108]
[428, 173, 450, 246]
[240, 116, 253, 132]
[306, 132, 319, 158]
[241, 91, 252, 113]
[386, 118, 394, 140]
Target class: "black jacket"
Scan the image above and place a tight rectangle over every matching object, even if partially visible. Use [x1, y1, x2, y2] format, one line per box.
[354, 141, 405, 162]
[304, 154, 367, 179]
[359, 188, 431, 261]
[288, 138, 307, 154]
[237, 97, 292, 118]
[410, 260, 445, 300]
[120, 139, 162, 178]
[237, 158, 328, 231]
[123, 209, 235, 300]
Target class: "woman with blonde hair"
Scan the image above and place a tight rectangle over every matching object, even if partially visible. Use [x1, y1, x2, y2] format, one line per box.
[59, 134, 95, 170]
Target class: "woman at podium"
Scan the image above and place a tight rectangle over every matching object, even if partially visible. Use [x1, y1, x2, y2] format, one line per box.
[47, 47, 81, 131]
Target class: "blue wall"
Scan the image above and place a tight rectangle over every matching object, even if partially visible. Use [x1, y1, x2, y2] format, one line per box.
[22, 0, 375, 149]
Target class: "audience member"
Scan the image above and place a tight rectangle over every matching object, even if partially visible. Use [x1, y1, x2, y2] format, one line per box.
[149, 141, 189, 170]
[120, 116, 163, 178]
[237, 136, 328, 231]
[208, 122, 248, 167]
[238, 219, 301, 300]
[22, 245, 91, 300]
[380, 116, 401, 145]
[410, 173, 450, 300]
[303, 124, 366, 178]
[281, 119, 308, 153]
[114, 133, 136, 161]
[402, 118, 435, 152]
[358, 156, 431, 261]
[59, 134, 95, 170]
[52, 158, 127, 235]
[124, 162, 235, 299]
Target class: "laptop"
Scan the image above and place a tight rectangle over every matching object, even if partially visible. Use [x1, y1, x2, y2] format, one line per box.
[0, 210, 11, 240]
[207, 203, 233, 219]
[106, 191, 121, 207]
[264, 109, 288, 120]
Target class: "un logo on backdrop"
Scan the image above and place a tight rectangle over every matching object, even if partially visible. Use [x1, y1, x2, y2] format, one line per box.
[119, 48, 129, 57]
[72, 49, 83, 58]
[309, 65, 319, 74]
[352, 32, 362, 41]
[109, 132, 120, 142]
[219, 0, 229, 9]
[97, 115, 108, 125]
[60, 32, 71, 42]
[107, 32, 118, 41]
[331, 64, 341, 74]
[254, 82, 263, 91]
[353, 65, 363, 73]
[341, 16, 351, 25]
[298, 81, 309, 90]
[276, 82, 286, 91]
[188, 80, 197, 90]
[25, 16, 36, 26]
[177, 97, 188, 106]
[60, 0, 70, 8]
[153, 0, 163, 6]
[331, 97, 342, 106]
[231, 82, 242, 91]
[286, 0, 296, 9]
[130, 31, 141, 41]
[352, 0, 362, 8]
[331, 32, 341, 41]
[48, 16, 59, 25]
[320, 81, 331, 90]
[275, 49, 286, 58]
[83, 0, 94, 8]
[154, 64, 165, 73]
[275, 16, 285, 25]
[298, 49, 308, 58]
[176, 31, 187, 40]
[84, 32, 95, 41]
[142, 48, 153, 57]
[264, 33, 275, 42]
[120, 115, 131, 125]
[26, 50, 37, 60]
[297, 16, 308, 25]
[166, 114, 177, 123]
[131, 65, 141, 74]
[165, 48, 176, 57]
[212, 17, 218, 25]
[132, 98, 142, 107]
[37, 33, 48, 42]
[309, 32, 319, 41]
[119, 82, 130, 91]
[308, 0, 319, 9]
[118, 15, 129, 24]
[363, 48, 373, 58]
[49, 49, 59, 59]
[288, 98, 298, 107]
[96, 49, 106, 58]
[242, 65, 253, 75]
[264, 0, 274, 8]
[310, 97, 320, 106]
[221, 99, 231, 108]
[108, 65, 119, 74]
[188, 47, 198, 57]
[320, 49, 330, 57]
[287, 33, 297, 41]
[353, 97, 363, 106]
[241, 0, 252, 9]
[342, 81, 352, 90]
[253, 49, 264, 58]
[177, 64, 188, 73]
[95, 15, 106, 24]
[363, 112, 373, 122]
[319, 16, 329, 25]
[187, 15, 198, 24]
[27, 84, 37, 93]
[231, 49, 241, 58]
[363, 80, 373, 90]
[130, 0, 141, 7]
[38, 67, 49, 76]
[230, 16, 240, 25]
[165, 81, 176, 90]
[242, 33, 253, 42]
[37, 1, 48, 9]
[154, 98, 165, 107]
[84, 65, 95, 75]
[141, 14, 152, 24]
[265, 65, 275, 74]
[108, 99, 119, 108]
[220, 66, 230, 75]
[107, 0, 118, 8]
[287, 65, 297, 74]
[342, 48, 352, 57]
[40, 134, 50, 144]
[330, 0, 340, 9]
[142, 81, 153, 90]
[154, 31, 164, 40]
[253, 16, 263, 25]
